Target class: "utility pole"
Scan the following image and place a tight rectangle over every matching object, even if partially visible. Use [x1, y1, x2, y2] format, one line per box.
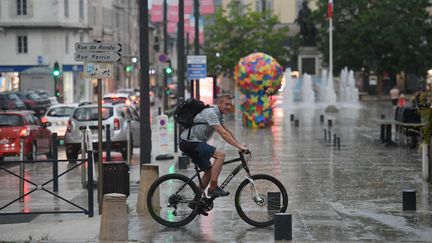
[193, 0, 200, 99]
[177, 0, 185, 100]
[163, 0, 168, 113]
[139, 0, 151, 165]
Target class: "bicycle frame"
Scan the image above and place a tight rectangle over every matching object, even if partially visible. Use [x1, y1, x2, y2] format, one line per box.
[179, 152, 254, 200]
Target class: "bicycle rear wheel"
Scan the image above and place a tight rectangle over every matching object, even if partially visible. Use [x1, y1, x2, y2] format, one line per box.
[235, 174, 288, 227]
[147, 173, 201, 227]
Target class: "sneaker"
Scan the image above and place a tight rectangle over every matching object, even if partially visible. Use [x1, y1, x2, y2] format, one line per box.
[187, 200, 208, 216]
[207, 187, 230, 197]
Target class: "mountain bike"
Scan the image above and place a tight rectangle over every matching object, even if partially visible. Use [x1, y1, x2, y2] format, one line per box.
[146, 151, 288, 228]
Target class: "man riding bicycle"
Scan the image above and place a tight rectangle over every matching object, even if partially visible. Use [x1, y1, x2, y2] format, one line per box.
[179, 94, 248, 197]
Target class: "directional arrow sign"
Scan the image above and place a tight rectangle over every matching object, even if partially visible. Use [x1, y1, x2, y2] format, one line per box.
[74, 52, 121, 62]
[75, 42, 122, 52]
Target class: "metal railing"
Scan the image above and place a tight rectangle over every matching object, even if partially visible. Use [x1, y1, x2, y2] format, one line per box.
[0, 133, 94, 217]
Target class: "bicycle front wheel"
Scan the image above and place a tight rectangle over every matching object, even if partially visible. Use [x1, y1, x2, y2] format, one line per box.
[147, 173, 201, 227]
[235, 174, 288, 227]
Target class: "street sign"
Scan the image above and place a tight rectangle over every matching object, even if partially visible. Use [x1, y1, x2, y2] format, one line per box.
[85, 62, 113, 79]
[75, 42, 122, 52]
[187, 55, 207, 80]
[74, 52, 121, 62]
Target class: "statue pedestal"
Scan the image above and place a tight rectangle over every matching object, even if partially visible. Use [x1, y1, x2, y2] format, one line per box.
[298, 46, 321, 76]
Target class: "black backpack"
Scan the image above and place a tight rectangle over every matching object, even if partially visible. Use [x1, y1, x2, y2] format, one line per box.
[174, 98, 210, 128]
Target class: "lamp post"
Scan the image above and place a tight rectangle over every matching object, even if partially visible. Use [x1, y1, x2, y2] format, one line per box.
[139, 0, 151, 166]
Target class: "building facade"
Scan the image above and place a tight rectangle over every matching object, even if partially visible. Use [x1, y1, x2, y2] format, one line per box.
[0, 0, 144, 103]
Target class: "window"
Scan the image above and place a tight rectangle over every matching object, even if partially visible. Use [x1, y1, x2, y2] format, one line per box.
[255, 0, 273, 12]
[26, 114, 37, 125]
[17, 35, 28, 54]
[90, 5, 97, 25]
[65, 33, 69, 54]
[17, 0, 27, 16]
[79, 0, 84, 19]
[64, 0, 69, 17]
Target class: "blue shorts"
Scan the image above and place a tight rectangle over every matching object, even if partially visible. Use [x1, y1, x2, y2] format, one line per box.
[179, 140, 215, 170]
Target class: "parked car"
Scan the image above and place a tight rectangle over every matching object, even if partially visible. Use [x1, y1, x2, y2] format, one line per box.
[0, 110, 52, 161]
[0, 92, 26, 110]
[11, 91, 49, 116]
[42, 103, 78, 139]
[63, 103, 140, 160]
[32, 89, 59, 106]
[103, 93, 139, 110]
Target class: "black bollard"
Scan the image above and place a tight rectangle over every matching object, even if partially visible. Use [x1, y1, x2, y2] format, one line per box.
[380, 124, 386, 141]
[290, 114, 294, 122]
[274, 213, 292, 240]
[333, 134, 337, 146]
[337, 137, 341, 150]
[402, 190, 416, 211]
[328, 119, 333, 128]
[158, 107, 161, 115]
[87, 150, 94, 217]
[267, 192, 281, 212]
[324, 129, 327, 140]
[294, 119, 299, 127]
[178, 156, 189, 170]
[320, 114, 324, 124]
[106, 124, 111, 161]
[52, 133, 58, 192]
[328, 130, 332, 143]
[385, 124, 392, 143]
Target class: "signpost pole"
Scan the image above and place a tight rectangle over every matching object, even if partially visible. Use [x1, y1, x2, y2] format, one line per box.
[97, 77, 103, 214]
[74, 41, 122, 214]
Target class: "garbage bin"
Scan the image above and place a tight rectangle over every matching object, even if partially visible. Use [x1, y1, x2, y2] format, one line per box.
[103, 162, 130, 197]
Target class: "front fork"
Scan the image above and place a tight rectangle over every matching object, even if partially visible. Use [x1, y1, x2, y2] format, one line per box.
[245, 176, 264, 203]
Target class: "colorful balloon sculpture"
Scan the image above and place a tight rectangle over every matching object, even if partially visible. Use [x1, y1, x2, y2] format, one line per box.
[234, 52, 283, 128]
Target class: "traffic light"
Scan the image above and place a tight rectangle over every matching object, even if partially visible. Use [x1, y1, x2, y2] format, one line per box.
[125, 65, 133, 72]
[53, 61, 60, 77]
[55, 89, 61, 97]
[165, 87, 173, 95]
[164, 66, 172, 75]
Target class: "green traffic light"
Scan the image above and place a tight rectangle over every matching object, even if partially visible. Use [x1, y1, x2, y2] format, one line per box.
[126, 66, 133, 72]
[165, 67, 172, 74]
[53, 61, 60, 77]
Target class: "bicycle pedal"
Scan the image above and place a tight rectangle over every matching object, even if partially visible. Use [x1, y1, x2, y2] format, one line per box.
[199, 210, 209, 216]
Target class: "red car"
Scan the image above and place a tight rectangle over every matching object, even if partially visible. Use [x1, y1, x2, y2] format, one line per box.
[0, 110, 52, 161]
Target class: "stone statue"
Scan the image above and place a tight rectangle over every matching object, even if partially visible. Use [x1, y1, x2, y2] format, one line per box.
[296, 1, 316, 46]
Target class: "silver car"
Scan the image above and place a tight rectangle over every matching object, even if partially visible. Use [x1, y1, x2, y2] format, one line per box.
[42, 103, 78, 139]
[63, 103, 140, 160]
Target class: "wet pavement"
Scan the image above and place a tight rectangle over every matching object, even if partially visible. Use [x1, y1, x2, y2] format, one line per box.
[0, 96, 432, 242]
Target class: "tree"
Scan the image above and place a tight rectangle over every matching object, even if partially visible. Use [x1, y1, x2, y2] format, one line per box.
[310, 0, 432, 77]
[203, 2, 290, 77]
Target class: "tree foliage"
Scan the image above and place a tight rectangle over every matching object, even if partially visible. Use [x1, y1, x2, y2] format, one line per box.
[203, 2, 289, 77]
[310, 0, 432, 77]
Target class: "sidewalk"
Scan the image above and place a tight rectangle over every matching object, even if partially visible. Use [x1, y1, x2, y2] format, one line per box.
[0, 98, 432, 242]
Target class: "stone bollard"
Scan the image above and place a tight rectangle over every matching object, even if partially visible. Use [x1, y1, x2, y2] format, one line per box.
[274, 213, 292, 241]
[137, 164, 159, 215]
[402, 189, 416, 211]
[99, 193, 128, 242]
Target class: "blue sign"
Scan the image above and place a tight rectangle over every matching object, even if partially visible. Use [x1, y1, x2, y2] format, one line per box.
[187, 55, 207, 80]
[187, 63, 207, 80]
